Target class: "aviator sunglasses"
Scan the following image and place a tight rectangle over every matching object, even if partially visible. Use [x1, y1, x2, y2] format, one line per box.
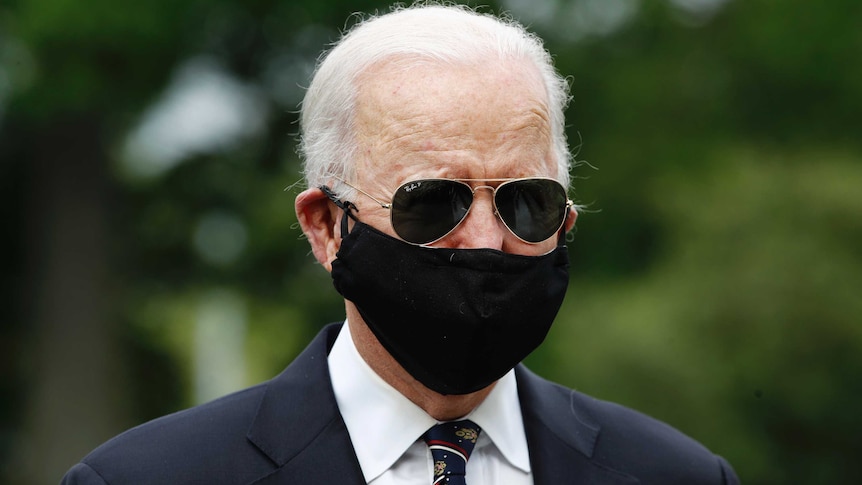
[323, 177, 573, 245]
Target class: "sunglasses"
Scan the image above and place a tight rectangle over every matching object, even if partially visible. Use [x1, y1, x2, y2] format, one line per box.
[325, 177, 573, 245]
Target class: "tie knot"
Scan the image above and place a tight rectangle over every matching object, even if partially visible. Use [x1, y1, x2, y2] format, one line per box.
[422, 420, 481, 484]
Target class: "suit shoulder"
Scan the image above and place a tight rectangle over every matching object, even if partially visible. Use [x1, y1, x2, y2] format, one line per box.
[73, 383, 275, 484]
[518, 369, 738, 484]
[572, 389, 703, 447]
[575, 388, 736, 484]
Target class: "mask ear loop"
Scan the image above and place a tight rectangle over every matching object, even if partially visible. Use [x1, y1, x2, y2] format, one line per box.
[560, 204, 577, 245]
[557, 230, 566, 246]
[319, 185, 359, 239]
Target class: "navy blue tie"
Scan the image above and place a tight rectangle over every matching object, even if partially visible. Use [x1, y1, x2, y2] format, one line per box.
[422, 420, 481, 485]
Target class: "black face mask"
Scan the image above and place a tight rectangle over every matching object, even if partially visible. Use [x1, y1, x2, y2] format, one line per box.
[329, 207, 570, 395]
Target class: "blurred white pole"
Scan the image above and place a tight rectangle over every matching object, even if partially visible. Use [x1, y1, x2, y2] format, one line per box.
[193, 288, 247, 404]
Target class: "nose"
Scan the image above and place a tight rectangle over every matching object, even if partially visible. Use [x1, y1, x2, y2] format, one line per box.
[437, 187, 506, 250]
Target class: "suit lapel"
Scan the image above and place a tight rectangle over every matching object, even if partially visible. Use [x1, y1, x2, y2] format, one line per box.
[246, 324, 365, 485]
[244, 325, 640, 484]
[516, 366, 639, 485]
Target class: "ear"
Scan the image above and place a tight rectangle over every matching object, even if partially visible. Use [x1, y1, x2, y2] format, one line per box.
[295, 187, 342, 272]
[564, 206, 578, 233]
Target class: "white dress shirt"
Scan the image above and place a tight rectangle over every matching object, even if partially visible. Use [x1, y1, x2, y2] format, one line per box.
[328, 321, 533, 485]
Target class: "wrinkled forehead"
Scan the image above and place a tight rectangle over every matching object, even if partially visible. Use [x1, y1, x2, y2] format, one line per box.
[354, 53, 547, 103]
[351, 56, 555, 181]
[352, 54, 550, 139]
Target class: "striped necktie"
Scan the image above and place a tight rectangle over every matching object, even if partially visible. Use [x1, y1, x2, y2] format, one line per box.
[422, 420, 482, 485]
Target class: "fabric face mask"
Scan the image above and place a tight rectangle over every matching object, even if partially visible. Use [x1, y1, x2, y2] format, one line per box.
[329, 216, 569, 395]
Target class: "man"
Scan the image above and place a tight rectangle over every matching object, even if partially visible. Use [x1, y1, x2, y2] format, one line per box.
[63, 4, 739, 484]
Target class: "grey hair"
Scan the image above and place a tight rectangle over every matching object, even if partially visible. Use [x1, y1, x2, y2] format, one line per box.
[299, 3, 573, 197]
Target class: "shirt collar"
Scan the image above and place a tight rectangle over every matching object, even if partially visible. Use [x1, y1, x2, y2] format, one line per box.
[328, 321, 531, 482]
[466, 365, 532, 473]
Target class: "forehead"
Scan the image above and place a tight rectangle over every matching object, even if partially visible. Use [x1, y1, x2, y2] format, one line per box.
[352, 56, 554, 184]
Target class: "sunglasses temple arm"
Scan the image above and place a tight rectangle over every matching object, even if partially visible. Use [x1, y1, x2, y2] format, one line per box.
[319, 185, 360, 238]
[558, 200, 575, 246]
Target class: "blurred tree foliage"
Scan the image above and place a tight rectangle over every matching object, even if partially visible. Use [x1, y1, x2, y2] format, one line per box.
[1, 0, 860, 483]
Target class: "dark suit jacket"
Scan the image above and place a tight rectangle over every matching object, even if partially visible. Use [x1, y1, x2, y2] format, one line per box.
[62, 324, 739, 484]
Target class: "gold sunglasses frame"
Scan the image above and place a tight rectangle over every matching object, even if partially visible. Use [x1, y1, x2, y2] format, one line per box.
[327, 176, 573, 245]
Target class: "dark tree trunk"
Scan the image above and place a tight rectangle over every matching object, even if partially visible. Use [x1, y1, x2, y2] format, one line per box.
[12, 113, 128, 485]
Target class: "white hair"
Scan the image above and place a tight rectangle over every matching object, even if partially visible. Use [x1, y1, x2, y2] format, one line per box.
[299, 3, 573, 196]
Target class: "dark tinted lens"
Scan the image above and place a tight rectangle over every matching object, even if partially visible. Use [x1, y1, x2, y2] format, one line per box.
[495, 179, 568, 242]
[391, 180, 472, 244]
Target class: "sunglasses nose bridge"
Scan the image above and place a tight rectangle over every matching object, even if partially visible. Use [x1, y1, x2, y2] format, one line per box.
[446, 187, 506, 249]
[468, 184, 501, 215]
[453, 184, 509, 241]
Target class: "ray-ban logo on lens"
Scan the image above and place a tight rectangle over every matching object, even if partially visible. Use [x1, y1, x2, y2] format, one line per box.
[403, 182, 422, 192]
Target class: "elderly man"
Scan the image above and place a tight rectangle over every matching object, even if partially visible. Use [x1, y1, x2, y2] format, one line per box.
[62, 4, 738, 484]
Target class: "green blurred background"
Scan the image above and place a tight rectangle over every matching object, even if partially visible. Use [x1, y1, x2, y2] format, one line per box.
[1, 0, 860, 483]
